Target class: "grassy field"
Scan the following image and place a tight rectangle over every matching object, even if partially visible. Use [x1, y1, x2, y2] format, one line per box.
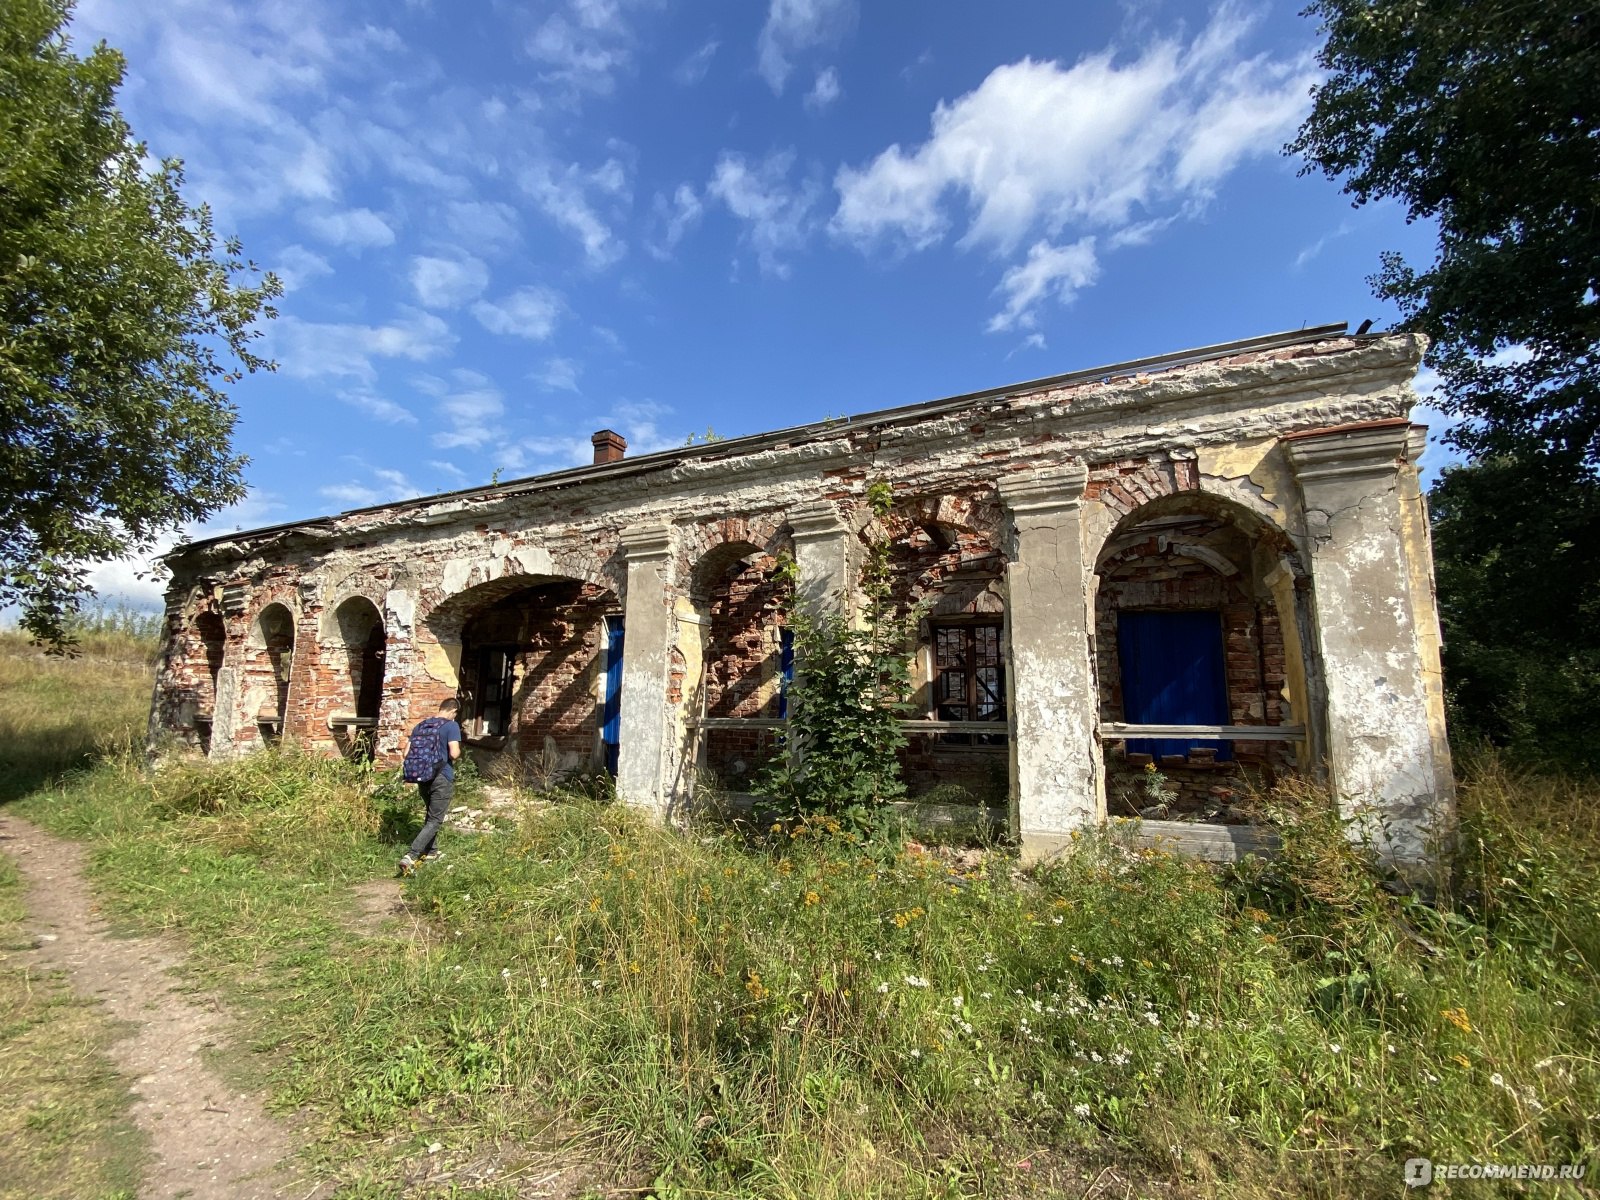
[1, 632, 1597, 1197]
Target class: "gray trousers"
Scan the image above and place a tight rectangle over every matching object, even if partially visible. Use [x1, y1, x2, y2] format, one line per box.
[408, 773, 454, 857]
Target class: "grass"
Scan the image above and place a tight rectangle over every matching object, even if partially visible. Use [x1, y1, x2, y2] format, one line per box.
[2, 639, 1597, 1197]
[0, 854, 145, 1200]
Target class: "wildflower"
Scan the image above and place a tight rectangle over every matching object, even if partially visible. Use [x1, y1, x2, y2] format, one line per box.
[904, 975, 930, 988]
[1451, 1053, 1471, 1069]
[1490, 1073, 1505, 1087]
[588, 896, 602, 912]
[804, 891, 820, 906]
[981, 991, 993, 1000]
[876, 982, 890, 994]
[500, 968, 511, 979]
[1144, 1010, 1160, 1026]
[909, 1048, 921, 1059]
[1329, 1043, 1342, 1054]
[1387, 1044, 1397, 1054]
[1441, 1006, 1473, 1033]
[628, 960, 641, 974]
[1072, 1103, 1091, 1119]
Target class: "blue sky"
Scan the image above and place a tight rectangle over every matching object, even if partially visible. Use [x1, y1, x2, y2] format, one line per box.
[65, 0, 1453, 607]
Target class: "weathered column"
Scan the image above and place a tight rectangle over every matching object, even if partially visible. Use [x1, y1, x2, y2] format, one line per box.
[788, 499, 854, 621]
[1284, 420, 1453, 875]
[997, 464, 1101, 861]
[616, 524, 675, 816]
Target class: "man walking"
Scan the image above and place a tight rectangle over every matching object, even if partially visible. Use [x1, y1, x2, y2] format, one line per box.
[397, 697, 463, 876]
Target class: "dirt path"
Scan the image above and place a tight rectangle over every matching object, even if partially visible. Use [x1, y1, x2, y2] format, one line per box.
[0, 814, 322, 1200]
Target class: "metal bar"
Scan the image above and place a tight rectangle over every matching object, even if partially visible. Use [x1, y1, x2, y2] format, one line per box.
[327, 714, 378, 729]
[1098, 723, 1305, 741]
[900, 720, 1013, 734]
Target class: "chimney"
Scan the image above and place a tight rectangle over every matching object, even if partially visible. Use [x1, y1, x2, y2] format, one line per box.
[591, 429, 627, 465]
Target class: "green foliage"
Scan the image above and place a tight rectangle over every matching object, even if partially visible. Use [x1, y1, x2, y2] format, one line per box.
[756, 485, 921, 823]
[0, 0, 280, 647]
[1291, 0, 1600, 468]
[1429, 456, 1600, 772]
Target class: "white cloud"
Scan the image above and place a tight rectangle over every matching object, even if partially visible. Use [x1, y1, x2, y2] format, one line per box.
[428, 459, 470, 484]
[472, 287, 565, 340]
[534, 358, 582, 392]
[647, 184, 704, 259]
[443, 200, 521, 248]
[706, 151, 821, 278]
[410, 252, 490, 309]
[321, 483, 383, 508]
[673, 37, 720, 85]
[757, 0, 855, 94]
[274, 244, 332, 291]
[987, 237, 1100, 333]
[417, 369, 506, 449]
[300, 206, 397, 250]
[337, 388, 419, 424]
[520, 160, 629, 268]
[526, 0, 639, 96]
[276, 309, 455, 383]
[804, 66, 841, 112]
[831, 6, 1316, 330]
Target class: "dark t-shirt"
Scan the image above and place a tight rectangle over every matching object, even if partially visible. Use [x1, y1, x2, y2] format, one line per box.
[435, 719, 463, 781]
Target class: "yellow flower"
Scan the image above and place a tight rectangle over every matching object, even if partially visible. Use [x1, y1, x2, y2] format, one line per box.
[804, 890, 821, 906]
[1451, 1053, 1471, 1069]
[628, 960, 641, 974]
[1442, 1007, 1473, 1034]
[588, 896, 602, 912]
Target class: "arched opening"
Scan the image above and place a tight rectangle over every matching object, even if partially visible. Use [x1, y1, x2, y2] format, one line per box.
[447, 577, 619, 784]
[685, 541, 790, 790]
[193, 609, 225, 754]
[1094, 494, 1311, 823]
[882, 506, 1009, 813]
[247, 603, 295, 745]
[330, 596, 386, 760]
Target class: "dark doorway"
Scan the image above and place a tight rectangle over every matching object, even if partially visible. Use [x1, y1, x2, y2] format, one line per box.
[1117, 610, 1231, 760]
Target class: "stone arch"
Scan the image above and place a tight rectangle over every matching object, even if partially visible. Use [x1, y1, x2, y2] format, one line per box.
[877, 489, 1009, 806]
[1092, 489, 1317, 821]
[326, 593, 386, 760]
[678, 523, 793, 792]
[244, 600, 296, 745]
[423, 571, 620, 784]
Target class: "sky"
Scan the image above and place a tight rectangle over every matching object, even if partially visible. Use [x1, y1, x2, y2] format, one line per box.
[62, 0, 1456, 609]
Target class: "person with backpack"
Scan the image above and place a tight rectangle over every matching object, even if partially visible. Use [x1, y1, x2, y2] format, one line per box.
[397, 697, 463, 876]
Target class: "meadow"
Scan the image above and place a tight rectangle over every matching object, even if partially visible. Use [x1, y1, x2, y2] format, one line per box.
[0, 626, 1596, 1197]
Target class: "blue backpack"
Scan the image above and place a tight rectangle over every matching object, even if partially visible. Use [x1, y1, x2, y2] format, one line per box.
[401, 717, 448, 783]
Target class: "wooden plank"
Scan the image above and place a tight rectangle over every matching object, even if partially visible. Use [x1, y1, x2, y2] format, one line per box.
[326, 714, 378, 729]
[1098, 723, 1304, 741]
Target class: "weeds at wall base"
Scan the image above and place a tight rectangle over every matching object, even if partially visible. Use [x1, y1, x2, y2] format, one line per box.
[5, 718, 1599, 1195]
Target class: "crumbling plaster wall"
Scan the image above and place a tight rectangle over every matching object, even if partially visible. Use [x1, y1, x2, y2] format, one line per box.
[154, 333, 1450, 872]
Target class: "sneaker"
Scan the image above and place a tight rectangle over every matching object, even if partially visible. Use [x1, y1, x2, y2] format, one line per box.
[396, 854, 418, 877]
[420, 850, 444, 863]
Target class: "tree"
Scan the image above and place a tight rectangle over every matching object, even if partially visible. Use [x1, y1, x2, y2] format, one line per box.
[1289, 0, 1599, 467]
[0, 0, 280, 646]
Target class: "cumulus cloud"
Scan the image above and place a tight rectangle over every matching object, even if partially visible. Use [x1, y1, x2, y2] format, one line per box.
[757, 0, 855, 94]
[300, 206, 397, 250]
[417, 369, 507, 450]
[273, 244, 333, 291]
[647, 184, 705, 260]
[410, 252, 490, 308]
[472, 287, 564, 340]
[831, 6, 1316, 329]
[533, 358, 582, 392]
[520, 159, 629, 268]
[706, 151, 821, 278]
[275, 309, 455, 383]
[987, 237, 1100, 333]
[673, 37, 720, 85]
[804, 66, 841, 111]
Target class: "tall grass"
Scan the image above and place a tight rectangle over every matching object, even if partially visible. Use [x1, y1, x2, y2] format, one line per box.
[3, 643, 1596, 1196]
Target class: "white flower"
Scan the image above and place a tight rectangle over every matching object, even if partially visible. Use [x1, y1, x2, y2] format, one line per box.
[909, 1048, 922, 1059]
[1490, 1073, 1506, 1087]
[1073, 1103, 1091, 1119]
[501, 968, 511, 979]
[904, 975, 930, 988]
[951, 995, 963, 1009]
[876, 982, 890, 994]
[1329, 1043, 1342, 1054]
[1144, 1010, 1160, 1026]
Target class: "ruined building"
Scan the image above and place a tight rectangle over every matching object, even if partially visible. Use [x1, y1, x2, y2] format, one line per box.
[150, 324, 1453, 871]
